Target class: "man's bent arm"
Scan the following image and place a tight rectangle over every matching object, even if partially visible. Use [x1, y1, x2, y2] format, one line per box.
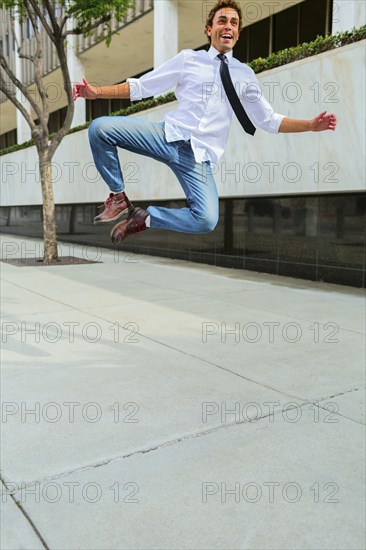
[279, 112, 337, 133]
[279, 118, 311, 133]
[240, 76, 335, 135]
[73, 78, 131, 101]
[95, 82, 131, 99]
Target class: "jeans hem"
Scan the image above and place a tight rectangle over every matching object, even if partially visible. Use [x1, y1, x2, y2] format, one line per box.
[108, 186, 124, 194]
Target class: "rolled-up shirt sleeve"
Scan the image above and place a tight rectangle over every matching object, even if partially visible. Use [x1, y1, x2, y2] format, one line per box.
[240, 70, 286, 133]
[127, 51, 185, 102]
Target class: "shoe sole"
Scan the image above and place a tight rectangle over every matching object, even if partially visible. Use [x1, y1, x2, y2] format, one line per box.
[93, 205, 135, 225]
[110, 208, 142, 244]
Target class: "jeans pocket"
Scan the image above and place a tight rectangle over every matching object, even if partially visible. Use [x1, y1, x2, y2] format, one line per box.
[166, 139, 186, 164]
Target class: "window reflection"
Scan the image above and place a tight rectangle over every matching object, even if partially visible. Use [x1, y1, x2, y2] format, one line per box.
[0, 193, 364, 287]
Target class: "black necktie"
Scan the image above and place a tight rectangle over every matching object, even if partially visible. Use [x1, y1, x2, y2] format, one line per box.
[217, 53, 256, 136]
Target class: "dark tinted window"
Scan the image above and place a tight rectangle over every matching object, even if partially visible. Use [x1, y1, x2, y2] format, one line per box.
[300, 0, 328, 43]
[90, 99, 110, 119]
[249, 18, 270, 60]
[273, 4, 299, 52]
[234, 26, 248, 62]
[48, 107, 67, 134]
[0, 129, 17, 149]
[111, 98, 130, 113]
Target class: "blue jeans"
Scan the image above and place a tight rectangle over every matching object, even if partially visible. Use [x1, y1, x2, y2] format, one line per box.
[88, 116, 218, 233]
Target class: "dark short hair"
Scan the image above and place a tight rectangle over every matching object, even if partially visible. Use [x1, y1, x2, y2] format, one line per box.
[205, 0, 243, 44]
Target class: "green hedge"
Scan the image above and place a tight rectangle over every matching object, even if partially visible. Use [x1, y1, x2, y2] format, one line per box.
[1, 25, 365, 157]
[248, 25, 366, 73]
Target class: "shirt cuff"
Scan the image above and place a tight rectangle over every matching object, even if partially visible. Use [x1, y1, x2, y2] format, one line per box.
[269, 113, 286, 133]
[126, 77, 142, 102]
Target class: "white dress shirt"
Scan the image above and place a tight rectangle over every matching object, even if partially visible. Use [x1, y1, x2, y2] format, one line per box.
[127, 46, 286, 164]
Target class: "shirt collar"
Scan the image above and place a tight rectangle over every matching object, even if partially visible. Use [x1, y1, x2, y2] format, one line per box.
[208, 46, 234, 63]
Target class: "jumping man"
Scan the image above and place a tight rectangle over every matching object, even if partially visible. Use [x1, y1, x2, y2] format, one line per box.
[73, 0, 337, 244]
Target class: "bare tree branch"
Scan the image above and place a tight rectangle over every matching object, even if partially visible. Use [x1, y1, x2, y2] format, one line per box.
[0, 72, 36, 133]
[9, 14, 34, 63]
[0, 53, 42, 119]
[59, 14, 69, 37]
[27, 0, 57, 45]
[48, 41, 74, 159]
[43, 0, 61, 38]
[15, 52, 33, 62]
[23, 0, 49, 129]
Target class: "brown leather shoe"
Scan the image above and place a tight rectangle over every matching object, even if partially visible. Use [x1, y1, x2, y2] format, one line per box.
[94, 192, 134, 224]
[111, 207, 148, 244]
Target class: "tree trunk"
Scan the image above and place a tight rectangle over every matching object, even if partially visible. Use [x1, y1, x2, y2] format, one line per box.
[39, 152, 58, 263]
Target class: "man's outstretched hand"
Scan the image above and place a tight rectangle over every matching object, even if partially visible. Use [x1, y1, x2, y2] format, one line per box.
[311, 111, 337, 132]
[73, 78, 98, 101]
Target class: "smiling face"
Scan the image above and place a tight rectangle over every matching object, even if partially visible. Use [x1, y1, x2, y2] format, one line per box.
[205, 7, 240, 54]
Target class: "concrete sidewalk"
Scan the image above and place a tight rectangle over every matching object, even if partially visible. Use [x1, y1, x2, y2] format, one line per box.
[1, 234, 365, 550]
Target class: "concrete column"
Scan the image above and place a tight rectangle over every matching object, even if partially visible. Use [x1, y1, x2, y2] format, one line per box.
[14, 17, 31, 144]
[154, 0, 178, 68]
[332, 0, 366, 33]
[66, 18, 86, 127]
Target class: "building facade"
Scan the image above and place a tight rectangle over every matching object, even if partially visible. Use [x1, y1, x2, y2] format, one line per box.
[0, 0, 365, 287]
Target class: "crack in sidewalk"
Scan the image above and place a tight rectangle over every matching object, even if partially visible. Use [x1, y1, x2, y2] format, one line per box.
[0, 474, 49, 549]
[316, 386, 366, 400]
[3, 393, 364, 497]
[2, 405, 290, 493]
